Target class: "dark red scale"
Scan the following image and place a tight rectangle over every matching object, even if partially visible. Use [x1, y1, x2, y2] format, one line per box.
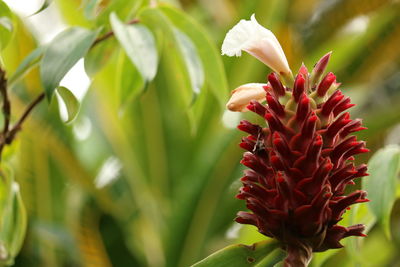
[235, 54, 369, 252]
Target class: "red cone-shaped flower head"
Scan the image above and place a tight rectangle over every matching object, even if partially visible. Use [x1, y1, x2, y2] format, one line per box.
[235, 53, 369, 254]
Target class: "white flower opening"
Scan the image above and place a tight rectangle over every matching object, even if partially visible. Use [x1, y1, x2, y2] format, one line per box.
[226, 83, 268, 112]
[222, 14, 291, 75]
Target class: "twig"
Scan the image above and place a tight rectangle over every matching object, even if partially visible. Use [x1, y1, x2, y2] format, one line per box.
[0, 70, 10, 135]
[5, 93, 45, 145]
[0, 69, 11, 159]
[91, 18, 140, 48]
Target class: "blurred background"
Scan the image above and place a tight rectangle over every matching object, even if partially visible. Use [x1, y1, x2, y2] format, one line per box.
[1, 0, 400, 266]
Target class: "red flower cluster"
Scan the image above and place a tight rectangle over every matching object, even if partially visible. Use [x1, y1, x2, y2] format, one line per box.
[235, 53, 369, 257]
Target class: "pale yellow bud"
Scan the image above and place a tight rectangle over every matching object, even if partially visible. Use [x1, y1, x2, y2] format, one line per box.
[226, 83, 268, 112]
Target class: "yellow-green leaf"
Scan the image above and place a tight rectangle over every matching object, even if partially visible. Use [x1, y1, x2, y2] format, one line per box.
[56, 86, 80, 123]
[8, 46, 45, 87]
[0, 0, 13, 51]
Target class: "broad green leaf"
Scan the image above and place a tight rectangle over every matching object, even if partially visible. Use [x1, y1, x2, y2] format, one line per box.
[311, 249, 341, 267]
[84, 36, 116, 76]
[0, 0, 13, 51]
[236, 225, 269, 245]
[191, 240, 280, 267]
[159, 5, 229, 106]
[115, 50, 145, 108]
[56, 86, 80, 123]
[40, 27, 98, 100]
[173, 28, 204, 96]
[139, 7, 196, 108]
[110, 12, 158, 82]
[364, 144, 400, 239]
[8, 46, 45, 87]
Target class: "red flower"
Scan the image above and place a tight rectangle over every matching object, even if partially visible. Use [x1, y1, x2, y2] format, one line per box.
[235, 53, 369, 265]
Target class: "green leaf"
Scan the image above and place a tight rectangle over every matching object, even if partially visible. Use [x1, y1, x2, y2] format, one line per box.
[159, 5, 228, 107]
[138, 7, 195, 108]
[191, 240, 280, 267]
[83, 0, 101, 20]
[8, 46, 45, 87]
[173, 28, 204, 96]
[0, 168, 12, 223]
[31, 0, 52, 15]
[8, 183, 27, 260]
[0, 0, 13, 51]
[84, 36, 116, 76]
[115, 50, 145, 108]
[364, 144, 400, 239]
[56, 86, 80, 123]
[0, 167, 27, 266]
[110, 12, 158, 82]
[40, 27, 98, 100]
[341, 201, 377, 265]
[304, 0, 391, 50]
[397, 182, 400, 198]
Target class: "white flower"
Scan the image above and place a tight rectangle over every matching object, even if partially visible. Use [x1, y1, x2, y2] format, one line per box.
[226, 83, 268, 112]
[221, 14, 291, 75]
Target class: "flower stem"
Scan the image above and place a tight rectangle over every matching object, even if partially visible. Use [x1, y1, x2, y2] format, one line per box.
[283, 244, 313, 267]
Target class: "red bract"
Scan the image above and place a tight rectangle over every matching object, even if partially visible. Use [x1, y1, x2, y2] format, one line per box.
[235, 53, 369, 265]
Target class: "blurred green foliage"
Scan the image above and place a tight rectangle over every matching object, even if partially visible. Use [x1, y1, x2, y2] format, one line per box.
[0, 0, 400, 266]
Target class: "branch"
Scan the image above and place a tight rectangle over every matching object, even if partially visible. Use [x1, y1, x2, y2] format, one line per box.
[0, 69, 11, 135]
[91, 18, 140, 48]
[5, 93, 45, 145]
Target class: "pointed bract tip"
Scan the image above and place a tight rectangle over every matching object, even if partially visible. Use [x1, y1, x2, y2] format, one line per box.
[299, 63, 309, 76]
[310, 52, 333, 87]
[317, 72, 336, 97]
[314, 52, 332, 73]
[268, 73, 286, 97]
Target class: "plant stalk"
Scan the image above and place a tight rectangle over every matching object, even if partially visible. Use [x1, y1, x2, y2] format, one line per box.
[283, 244, 313, 267]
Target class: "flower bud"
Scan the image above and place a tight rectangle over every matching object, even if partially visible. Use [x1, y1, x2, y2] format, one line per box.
[226, 83, 268, 112]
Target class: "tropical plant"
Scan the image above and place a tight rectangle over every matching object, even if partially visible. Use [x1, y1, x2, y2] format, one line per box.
[0, 0, 399, 266]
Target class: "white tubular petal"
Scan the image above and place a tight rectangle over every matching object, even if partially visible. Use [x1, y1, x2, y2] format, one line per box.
[247, 37, 290, 76]
[221, 18, 257, 57]
[226, 83, 268, 112]
[221, 14, 291, 75]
